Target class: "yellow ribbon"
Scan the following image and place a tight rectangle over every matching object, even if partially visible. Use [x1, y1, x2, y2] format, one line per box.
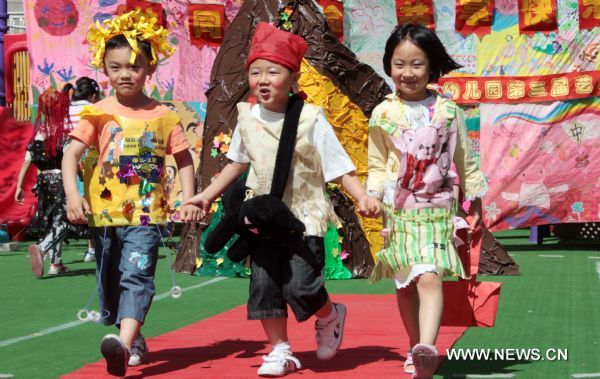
[87, 8, 175, 68]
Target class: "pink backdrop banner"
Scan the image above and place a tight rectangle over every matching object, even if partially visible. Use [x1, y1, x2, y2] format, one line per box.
[23, 0, 243, 104]
[480, 99, 600, 231]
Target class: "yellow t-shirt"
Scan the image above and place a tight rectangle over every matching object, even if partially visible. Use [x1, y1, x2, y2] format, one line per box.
[69, 97, 189, 226]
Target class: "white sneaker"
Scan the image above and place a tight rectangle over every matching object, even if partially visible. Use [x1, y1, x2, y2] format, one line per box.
[315, 303, 346, 360]
[257, 350, 301, 377]
[83, 249, 96, 263]
[128, 333, 148, 366]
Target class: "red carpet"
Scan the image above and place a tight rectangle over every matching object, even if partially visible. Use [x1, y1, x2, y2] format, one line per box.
[64, 294, 467, 378]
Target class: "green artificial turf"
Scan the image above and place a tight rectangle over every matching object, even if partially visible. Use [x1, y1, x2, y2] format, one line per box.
[0, 230, 598, 378]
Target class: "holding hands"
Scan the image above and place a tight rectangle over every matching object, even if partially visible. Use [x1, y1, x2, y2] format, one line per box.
[467, 197, 482, 237]
[180, 193, 211, 223]
[358, 194, 382, 218]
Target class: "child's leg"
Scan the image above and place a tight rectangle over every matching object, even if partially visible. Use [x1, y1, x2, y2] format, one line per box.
[314, 301, 333, 318]
[84, 238, 96, 262]
[114, 226, 160, 331]
[260, 318, 289, 346]
[99, 226, 160, 376]
[38, 219, 68, 265]
[249, 238, 302, 376]
[119, 318, 142, 348]
[396, 283, 420, 347]
[283, 236, 345, 360]
[415, 272, 443, 345]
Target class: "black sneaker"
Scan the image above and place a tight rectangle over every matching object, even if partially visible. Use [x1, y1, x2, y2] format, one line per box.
[128, 333, 147, 366]
[100, 334, 130, 377]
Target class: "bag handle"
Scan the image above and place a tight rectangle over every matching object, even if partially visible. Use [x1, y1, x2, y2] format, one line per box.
[270, 95, 304, 199]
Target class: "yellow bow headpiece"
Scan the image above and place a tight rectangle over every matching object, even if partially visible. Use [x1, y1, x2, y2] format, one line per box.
[87, 8, 175, 68]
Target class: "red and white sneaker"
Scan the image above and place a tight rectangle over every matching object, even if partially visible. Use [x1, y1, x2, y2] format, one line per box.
[412, 343, 438, 379]
[48, 264, 70, 275]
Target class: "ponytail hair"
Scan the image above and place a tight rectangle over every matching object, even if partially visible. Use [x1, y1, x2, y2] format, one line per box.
[62, 77, 101, 102]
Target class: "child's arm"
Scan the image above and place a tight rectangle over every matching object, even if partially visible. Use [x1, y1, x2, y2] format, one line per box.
[172, 149, 203, 222]
[15, 160, 32, 205]
[337, 171, 381, 217]
[183, 161, 249, 217]
[62, 139, 90, 224]
[366, 125, 389, 201]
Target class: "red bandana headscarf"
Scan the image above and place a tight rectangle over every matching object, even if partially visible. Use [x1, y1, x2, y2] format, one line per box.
[246, 22, 308, 72]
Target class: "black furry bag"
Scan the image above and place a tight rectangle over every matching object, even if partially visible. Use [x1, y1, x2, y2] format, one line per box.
[204, 95, 306, 262]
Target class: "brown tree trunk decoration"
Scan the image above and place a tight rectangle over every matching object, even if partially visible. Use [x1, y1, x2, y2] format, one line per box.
[176, 0, 390, 274]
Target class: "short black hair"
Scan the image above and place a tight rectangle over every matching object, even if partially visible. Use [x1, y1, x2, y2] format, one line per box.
[104, 34, 153, 65]
[382, 24, 462, 83]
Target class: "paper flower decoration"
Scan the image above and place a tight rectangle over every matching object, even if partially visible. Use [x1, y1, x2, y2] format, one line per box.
[211, 132, 232, 158]
[87, 8, 175, 68]
[140, 215, 150, 226]
[122, 200, 136, 217]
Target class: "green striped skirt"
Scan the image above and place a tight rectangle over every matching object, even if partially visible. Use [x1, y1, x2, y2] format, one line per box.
[370, 205, 467, 283]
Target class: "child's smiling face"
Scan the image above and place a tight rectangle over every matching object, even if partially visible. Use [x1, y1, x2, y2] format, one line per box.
[390, 40, 431, 101]
[248, 59, 299, 113]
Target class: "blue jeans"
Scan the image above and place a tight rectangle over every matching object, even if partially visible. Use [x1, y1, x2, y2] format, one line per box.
[92, 226, 161, 326]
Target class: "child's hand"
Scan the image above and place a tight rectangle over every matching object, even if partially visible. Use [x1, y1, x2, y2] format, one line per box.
[14, 187, 24, 205]
[66, 194, 90, 224]
[183, 193, 212, 219]
[358, 195, 382, 218]
[467, 197, 482, 236]
[179, 204, 205, 223]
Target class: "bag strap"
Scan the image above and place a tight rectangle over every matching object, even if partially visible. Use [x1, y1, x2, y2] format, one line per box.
[270, 95, 304, 199]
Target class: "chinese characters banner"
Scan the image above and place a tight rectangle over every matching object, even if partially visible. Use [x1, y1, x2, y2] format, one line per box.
[455, 0, 494, 37]
[579, 0, 600, 30]
[117, 0, 165, 27]
[318, 0, 344, 41]
[518, 0, 558, 35]
[395, 0, 435, 29]
[438, 70, 600, 104]
[188, 4, 225, 48]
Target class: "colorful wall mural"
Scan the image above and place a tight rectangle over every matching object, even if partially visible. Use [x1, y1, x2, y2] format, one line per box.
[22, 0, 600, 232]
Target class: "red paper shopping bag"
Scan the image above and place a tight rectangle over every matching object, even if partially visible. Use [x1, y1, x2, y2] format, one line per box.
[442, 278, 501, 327]
[443, 214, 501, 327]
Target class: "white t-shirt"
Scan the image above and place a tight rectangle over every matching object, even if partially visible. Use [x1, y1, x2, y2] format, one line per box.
[68, 100, 92, 130]
[226, 104, 356, 182]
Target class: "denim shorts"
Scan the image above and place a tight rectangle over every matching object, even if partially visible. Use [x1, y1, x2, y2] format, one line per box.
[247, 234, 329, 322]
[92, 225, 161, 326]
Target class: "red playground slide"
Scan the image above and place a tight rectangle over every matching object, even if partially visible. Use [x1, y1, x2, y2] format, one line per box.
[0, 107, 37, 240]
